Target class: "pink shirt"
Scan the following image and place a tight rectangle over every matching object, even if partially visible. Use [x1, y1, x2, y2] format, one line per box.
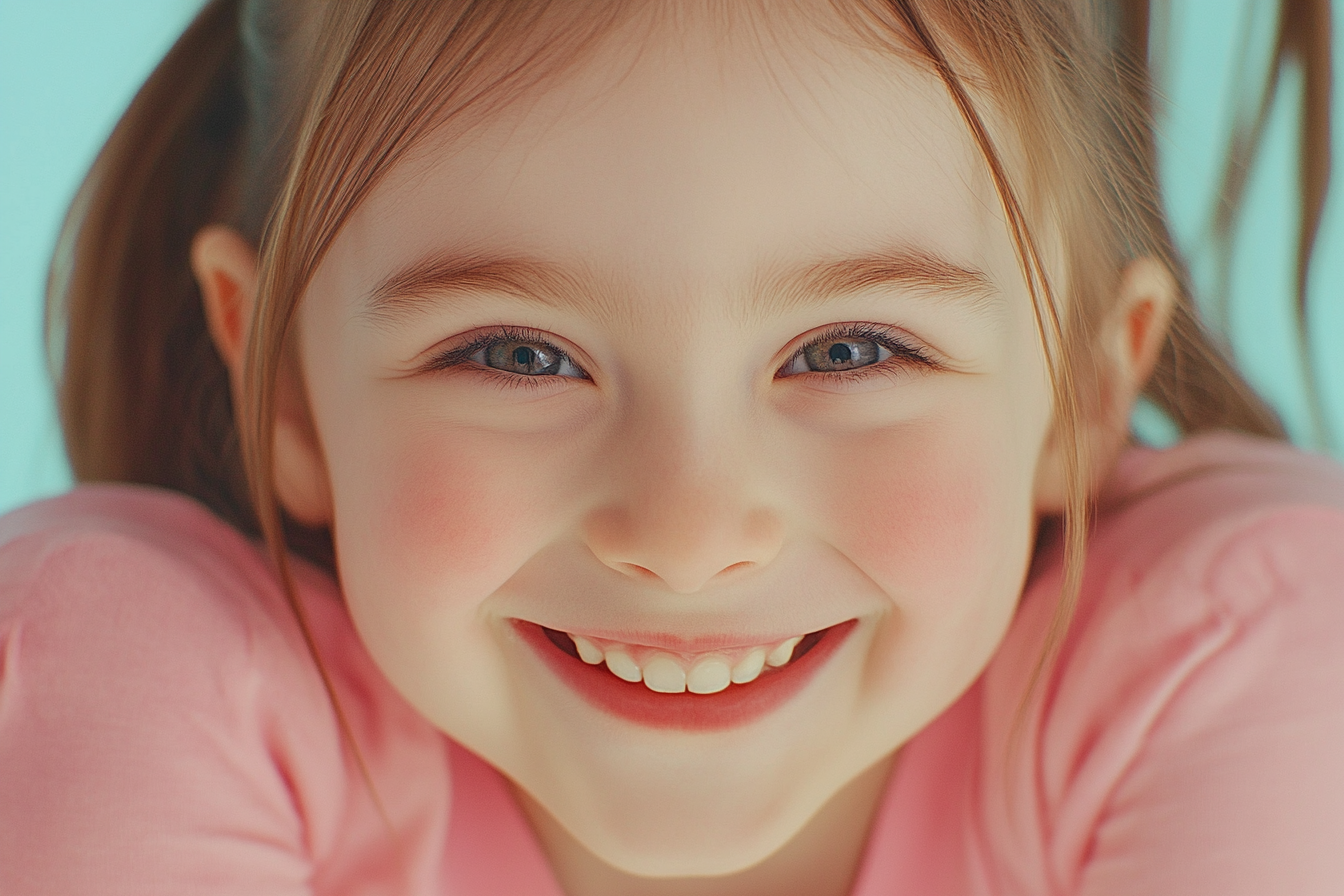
[3, 432, 1343, 894]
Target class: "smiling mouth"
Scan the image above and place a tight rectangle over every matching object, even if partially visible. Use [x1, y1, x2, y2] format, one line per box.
[514, 619, 856, 731]
[541, 626, 827, 694]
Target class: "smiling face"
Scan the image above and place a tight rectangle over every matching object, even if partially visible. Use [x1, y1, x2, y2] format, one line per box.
[292, 9, 1056, 881]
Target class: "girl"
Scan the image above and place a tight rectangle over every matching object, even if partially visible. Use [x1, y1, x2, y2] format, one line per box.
[2, 0, 1342, 893]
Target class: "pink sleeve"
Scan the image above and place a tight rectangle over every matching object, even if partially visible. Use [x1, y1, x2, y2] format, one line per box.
[0, 527, 322, 894]
[1075, 509, 1344, 895]
[0, 491, 451, 895]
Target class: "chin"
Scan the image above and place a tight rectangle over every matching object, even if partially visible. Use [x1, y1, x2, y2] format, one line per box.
[562, 796, 813, 879]
[516, 734, 856, 881]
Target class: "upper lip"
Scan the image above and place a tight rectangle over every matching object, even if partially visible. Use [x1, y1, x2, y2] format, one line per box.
[520, 619, 846, 654]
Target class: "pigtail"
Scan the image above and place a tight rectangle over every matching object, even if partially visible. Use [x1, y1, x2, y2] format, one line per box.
[46, 0, 381, 817]
[1207, 0, 1333, 445]
[1116, 0, 1332, 445]
[46, 0, 256, 535]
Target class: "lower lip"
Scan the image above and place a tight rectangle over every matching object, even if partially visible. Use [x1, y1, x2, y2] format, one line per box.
[512, 619, 857, 732]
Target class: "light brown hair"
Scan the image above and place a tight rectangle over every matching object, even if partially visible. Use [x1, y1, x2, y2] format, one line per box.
[48, 0, 1326, 713]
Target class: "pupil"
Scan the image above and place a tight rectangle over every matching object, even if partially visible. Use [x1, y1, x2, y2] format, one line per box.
[829, 343, 854, 364]
[513, 346, 535, 367]
[801, 337, 879, 373]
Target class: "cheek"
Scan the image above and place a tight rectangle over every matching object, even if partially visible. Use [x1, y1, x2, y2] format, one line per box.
[821, 425, 1013, 596]
[809, 413, 1041, 682]
[338, 429, 561, 615]
[385, 446, 513, 581]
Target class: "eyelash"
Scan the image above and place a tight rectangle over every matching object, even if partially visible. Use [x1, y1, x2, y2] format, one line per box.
[423, 322, 939, 386]
[424, 326, 586, 390]
[776, 322, 940, 382]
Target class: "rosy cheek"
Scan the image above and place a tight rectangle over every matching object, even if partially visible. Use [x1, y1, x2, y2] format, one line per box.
[361, 436, 548, 611]
[816, 425, 1006, 601]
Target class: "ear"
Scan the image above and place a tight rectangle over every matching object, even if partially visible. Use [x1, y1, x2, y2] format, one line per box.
[191, 225, 257, 383]
[1101, 257, 1177, 419]
[191, 226, 333, 527]
[1032, 257, 1177, 514]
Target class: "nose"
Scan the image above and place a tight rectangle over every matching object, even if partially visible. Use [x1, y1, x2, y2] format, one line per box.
[582, 426, 784, 595]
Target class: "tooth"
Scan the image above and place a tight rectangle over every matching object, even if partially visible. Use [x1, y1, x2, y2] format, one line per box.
[569, 633, 605, 665]
[686, 657, 732, 694]
[731, 648, 766, 684]
[605, 650, 642, 683]
[642, 655, 687, 693]
[766, 636, 803, 668]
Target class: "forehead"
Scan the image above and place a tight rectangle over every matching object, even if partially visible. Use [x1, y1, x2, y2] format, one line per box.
[328, 6, 1014, 311]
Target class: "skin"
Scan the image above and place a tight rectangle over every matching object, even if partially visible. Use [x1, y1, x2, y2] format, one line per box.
[193, 9, 1174, 895]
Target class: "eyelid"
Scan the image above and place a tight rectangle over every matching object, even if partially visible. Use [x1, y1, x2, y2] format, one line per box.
[775, 321, 940, 378]
[422, 325, 590, 379]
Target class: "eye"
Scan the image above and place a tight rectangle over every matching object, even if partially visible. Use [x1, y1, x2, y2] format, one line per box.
[427, 327, 588, 380]
[776, 323, 936, 379]
[801, 336, 889, 372]
[478, 339, 572, 376]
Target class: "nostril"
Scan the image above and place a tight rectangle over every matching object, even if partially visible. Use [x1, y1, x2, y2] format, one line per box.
[719, 561, 754, 576]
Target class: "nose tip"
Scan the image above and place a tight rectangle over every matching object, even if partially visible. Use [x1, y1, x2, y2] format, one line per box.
[584, 505, 784, 595]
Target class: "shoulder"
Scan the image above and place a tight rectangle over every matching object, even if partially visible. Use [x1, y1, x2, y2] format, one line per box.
[1059, 433, 1344, 688]
[0, 485, 451, 893]
[1006, 433, 1344, 687]
[987, 435, 1344, 893]
[1088, 431, 1344, 599]
[0, 484, 308, 654]
[0, 486, 336, 887]
[0, 484, 346, 723]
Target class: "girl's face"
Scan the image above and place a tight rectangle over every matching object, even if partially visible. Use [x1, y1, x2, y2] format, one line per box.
[296, 12, 1056, 879]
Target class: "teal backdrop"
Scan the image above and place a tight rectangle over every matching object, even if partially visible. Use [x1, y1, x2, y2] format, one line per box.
[1, 1, 1342, 515]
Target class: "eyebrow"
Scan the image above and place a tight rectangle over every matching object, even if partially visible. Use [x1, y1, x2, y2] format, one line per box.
[364, 247, 1000, 324]
[364, 254, 605, 323]
[753, 248, 1001, 319]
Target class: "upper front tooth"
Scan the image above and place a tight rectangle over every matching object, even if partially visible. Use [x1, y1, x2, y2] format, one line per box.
[731, 648, 766, 684]
[766, 636, 803, 668]
[605, 650, 643, 683]
[642, 655, 687, 693]
[686, 657, 732, 694]
[571, 631, 812, 689]
[570, 633, 605, 665]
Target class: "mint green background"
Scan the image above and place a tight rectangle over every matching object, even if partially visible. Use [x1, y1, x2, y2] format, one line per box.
[2, 1, 1342, 515]
[1, 0, 205, 513]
